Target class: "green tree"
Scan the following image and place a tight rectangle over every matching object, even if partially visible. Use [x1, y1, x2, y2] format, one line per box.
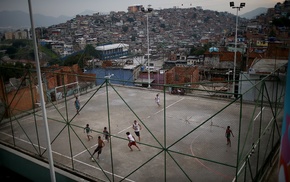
[84, 44, 100, 58]
[0, 62, 26, 82]
[6, 47, 17, 59]
[45, 43, 52, 49]
[15, 47, 34, 60]
[63, 45, 99, 68]
[14, 62, 25, 78]
[189, 47, 197, 55]
[39, 44, 61, 65]
[12, 40, 29, 48]
[48, 58, 62, 66]
[272, 17, 290, 27]
[189, 44, 211, 55]
[63, 53, 83, 67]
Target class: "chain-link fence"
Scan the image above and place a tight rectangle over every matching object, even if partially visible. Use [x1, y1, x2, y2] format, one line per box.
[0, 66, 285, 181]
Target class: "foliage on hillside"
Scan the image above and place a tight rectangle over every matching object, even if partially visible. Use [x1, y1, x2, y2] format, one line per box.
[0, 40, 58, 81]
[0, 39, 60, 62]
[0, 62, 35, 82]
[1, 40, 101, 69]
[189, 43, 212, 55]
[0, 40, 101, 82]
[62, 44, 100, 68]
[272, 15, 290, 27]
[0, 40, 33, 60]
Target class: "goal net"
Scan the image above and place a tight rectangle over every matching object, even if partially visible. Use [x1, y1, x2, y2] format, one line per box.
[54, 82, 79, 105]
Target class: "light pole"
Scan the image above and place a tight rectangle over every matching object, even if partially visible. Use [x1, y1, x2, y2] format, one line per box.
[141, 5, 153, 88]
[230, 2, 245, 97]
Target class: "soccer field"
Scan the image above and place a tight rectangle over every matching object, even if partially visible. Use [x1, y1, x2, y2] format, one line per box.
[0, 84, 281, 181]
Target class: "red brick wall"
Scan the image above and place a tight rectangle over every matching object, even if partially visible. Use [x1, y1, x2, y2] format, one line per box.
[47, 75, 57, 90]
[0, 64, 94, 117]
[5, 84, 46, 116]
[78, 74, 96, 82]
[44, 65, 79, 89]
[165, 66, 199, 88]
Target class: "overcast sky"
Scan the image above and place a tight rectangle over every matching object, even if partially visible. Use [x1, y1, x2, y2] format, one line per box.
[0, 0, 281, 17]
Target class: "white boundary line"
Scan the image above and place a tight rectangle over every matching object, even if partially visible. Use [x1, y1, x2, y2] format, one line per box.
[73, 144, 97, 158]
[254, 107, 265, 121]
[118, 126, 132, 134]
[154, 97, 184, 115]
[117, 97, 184, 134]
[235, 106, 266, 182]
[190, 131, 234, 180]
[0, 131, 134, 182]
[74, 158, 135, 182]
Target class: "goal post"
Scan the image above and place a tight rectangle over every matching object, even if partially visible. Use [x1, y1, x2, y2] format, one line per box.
[54, 82, 79, 106]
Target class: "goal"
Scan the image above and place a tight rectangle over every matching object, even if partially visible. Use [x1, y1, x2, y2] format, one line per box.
[54, 82, 79, 105]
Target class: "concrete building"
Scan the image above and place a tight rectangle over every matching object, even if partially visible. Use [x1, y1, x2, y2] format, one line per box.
[240, 58, 288, 102]
[95, 43, 129, 60]
[86, 64, 141, 86]
[127, 4, 143, 13]
[4, 32, 13, 40]
[204, 51, 242, 69]
[14, 30, 28, 39]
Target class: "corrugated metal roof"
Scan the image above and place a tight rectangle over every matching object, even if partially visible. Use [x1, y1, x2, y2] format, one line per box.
[95, 43, 129, 51]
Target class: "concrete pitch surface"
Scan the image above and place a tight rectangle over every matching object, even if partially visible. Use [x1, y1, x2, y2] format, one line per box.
[0, 85, 277, 182]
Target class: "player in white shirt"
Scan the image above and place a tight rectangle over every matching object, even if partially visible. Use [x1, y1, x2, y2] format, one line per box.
[126, 132, 140, 151]
[132, 120, 142, 141]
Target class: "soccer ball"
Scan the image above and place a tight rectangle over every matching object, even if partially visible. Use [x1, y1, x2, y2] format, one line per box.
[91, 157, 95, 162]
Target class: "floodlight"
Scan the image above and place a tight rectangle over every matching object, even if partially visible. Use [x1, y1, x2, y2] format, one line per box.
[141, 5, 153, 88]
[228, 1, 246, 97]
